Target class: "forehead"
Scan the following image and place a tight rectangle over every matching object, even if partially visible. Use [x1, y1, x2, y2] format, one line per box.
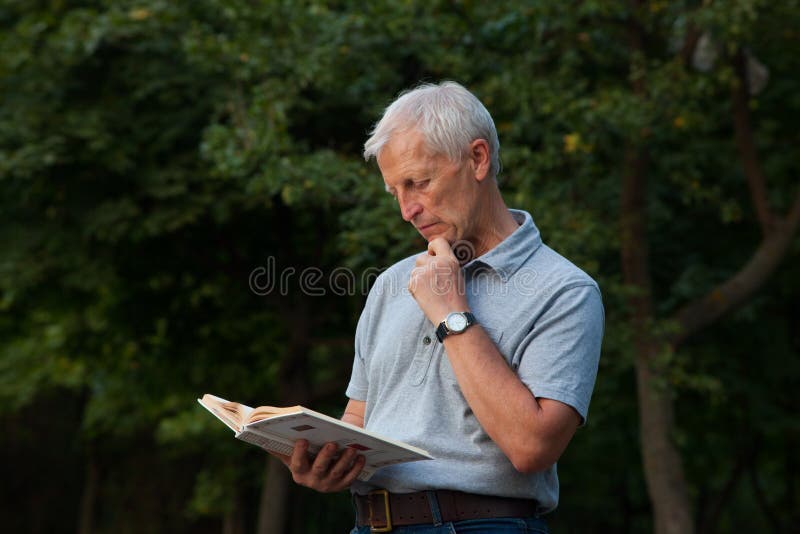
[377, 130, 443, 181]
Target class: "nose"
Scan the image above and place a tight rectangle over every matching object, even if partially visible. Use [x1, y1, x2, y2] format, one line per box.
[398, 193, 423, 222]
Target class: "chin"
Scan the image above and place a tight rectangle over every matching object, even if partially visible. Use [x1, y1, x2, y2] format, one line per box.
[418, 223, 456, 244]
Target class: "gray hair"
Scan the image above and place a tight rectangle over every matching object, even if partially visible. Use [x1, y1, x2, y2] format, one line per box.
[363, 81, 501, 179]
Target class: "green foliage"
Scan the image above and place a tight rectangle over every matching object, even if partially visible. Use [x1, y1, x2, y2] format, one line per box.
[1, 0, 798, 532]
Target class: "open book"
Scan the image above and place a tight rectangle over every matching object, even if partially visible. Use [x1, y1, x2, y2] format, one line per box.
[198, 394, 432, 481]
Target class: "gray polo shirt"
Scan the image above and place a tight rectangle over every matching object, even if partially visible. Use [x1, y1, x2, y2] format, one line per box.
[346, 209, 604, 513]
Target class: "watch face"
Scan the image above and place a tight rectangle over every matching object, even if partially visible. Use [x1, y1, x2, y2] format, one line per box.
[446, 312, 468, 332]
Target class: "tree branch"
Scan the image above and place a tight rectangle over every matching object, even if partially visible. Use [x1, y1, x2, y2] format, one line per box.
[670, 188, 800, 347]
[748, 452, 786, 533]
[788, 187, 800, 227]
[679, 25, 701, 66]
[668, 46, 800, 348]
[732, 48, 774, 235]
[698, 441, 753, 533]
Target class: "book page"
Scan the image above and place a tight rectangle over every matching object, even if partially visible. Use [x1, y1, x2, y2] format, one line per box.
[198, 394, 254, 432]
[236, 431, 296, 457]
[247, 405, 304, 424]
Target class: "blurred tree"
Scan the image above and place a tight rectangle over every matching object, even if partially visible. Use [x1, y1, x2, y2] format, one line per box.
[0, 1, 797, 533]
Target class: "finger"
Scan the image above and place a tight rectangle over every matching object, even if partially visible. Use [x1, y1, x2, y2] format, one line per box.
[408, 267, 424, 294]
[410, 265, 426, 279]
[310, 442, 338, 476]
[289, 440, 311, 474]
[338, 454, 367, 488]
[427, 237, 454, 258]
[328, 447, 357, 479]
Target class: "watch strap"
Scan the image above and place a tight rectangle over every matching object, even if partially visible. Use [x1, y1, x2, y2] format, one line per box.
[435, 322, 448, 343]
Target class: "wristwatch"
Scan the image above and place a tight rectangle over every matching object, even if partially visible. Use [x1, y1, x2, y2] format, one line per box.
[436, 311, 477, 343]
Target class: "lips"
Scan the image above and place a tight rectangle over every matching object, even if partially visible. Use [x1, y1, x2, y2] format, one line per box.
[416, 222, 438, 234]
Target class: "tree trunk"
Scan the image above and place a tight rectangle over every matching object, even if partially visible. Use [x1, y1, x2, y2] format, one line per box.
[223, 489, 246, 534]
[256, 280, 313, 534]
[255, 456, 292, 534]
[77, 453, 99, 534]
[621, 36, 800, 531]
[621, 141, 694, 534]
[634, 344, 695, 534]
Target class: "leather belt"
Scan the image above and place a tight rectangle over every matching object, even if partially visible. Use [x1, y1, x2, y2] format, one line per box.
[354, 489, 538, 532]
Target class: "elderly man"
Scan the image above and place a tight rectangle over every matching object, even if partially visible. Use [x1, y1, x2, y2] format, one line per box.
[276, 81, 604, 533]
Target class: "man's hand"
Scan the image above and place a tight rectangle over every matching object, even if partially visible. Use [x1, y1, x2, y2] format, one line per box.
[273, 440, 365, 493]
[408, 237, 469, 324]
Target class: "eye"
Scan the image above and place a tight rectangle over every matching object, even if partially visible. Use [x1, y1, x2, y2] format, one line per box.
[415, 179, 430, 189]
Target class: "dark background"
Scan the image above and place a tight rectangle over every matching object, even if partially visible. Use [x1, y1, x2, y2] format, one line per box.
[1, 1, 798, 533]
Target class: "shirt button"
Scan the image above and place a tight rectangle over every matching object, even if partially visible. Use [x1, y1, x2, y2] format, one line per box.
[422, 335, 432, 345]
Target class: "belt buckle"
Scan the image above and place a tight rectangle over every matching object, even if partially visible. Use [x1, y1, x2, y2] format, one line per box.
[368, 489, 392, 532]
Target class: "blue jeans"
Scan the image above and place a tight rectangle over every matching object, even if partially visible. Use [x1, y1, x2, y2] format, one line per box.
[349, 516, 548, 533]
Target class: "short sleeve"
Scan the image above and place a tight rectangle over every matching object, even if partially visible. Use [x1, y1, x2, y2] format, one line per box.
[345, 295, 373, 401]
[516, 284, 604, 425]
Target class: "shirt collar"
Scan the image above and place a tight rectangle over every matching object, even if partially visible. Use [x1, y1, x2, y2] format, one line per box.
[464, 209, 542, 282]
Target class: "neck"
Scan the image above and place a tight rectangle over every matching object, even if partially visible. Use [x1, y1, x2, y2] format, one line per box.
[470, 188, 519, 257]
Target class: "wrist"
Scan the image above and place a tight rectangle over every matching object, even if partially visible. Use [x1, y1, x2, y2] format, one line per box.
[432, 298, 469, 324]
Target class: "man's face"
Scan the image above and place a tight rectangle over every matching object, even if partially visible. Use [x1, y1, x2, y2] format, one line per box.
[378, 129, 479, 245]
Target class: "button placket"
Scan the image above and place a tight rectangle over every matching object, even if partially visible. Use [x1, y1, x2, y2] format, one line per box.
[409, 330, 439, 386]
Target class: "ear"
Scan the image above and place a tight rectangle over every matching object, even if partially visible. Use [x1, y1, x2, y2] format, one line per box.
[468, 139, 491, 182]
